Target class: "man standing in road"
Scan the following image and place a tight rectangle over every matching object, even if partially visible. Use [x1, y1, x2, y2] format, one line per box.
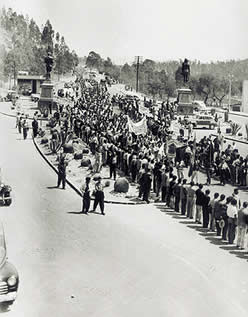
[92, 176, 105, 215]
[174, 178, 181, 213]
[180, 179, 188, 215]
[22, 119, 29, 140]
[57, 157, 67, 189]
[195, 184, 204, 224]
[32, 119, 39, 138]
[186, 182, 196, 219]
[81, 176, 91, 214]
[140, 168, 152, 204]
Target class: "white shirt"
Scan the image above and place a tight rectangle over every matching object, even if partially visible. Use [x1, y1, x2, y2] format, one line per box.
[227, 205, 238, 218]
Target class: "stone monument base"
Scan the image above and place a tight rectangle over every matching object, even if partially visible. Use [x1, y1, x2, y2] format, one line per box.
[38, 81, 57, 117]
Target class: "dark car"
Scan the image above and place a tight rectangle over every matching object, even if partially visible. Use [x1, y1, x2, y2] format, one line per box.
[58, 89, 65, 98]
[0, 184, 12, 206]
[0, 224, 19, 311]
[31, 93, 40, 102]
[19, 86, 32, 96]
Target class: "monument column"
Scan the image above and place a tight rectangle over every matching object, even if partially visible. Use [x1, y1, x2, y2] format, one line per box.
[38, 48, 56, 117]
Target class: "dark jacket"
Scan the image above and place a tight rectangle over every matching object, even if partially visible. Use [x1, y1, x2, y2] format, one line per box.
[196, 189, 204, 206]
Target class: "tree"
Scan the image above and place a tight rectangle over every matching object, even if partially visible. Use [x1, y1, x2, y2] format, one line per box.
[196, 74, 215, 104]
[86, 51, 102, 70]
[212, 78, 229, 106]
[41, 19, 54, 51]
[175, 66, 184, 87]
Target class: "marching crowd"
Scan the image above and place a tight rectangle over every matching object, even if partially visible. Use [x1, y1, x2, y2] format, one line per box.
[23, 77, 248, 249]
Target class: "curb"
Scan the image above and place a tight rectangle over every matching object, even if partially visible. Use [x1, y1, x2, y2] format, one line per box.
[32, 137, 143, 206]
[211, 134, 248, 145]
[0, 109, 143, 205]
[0, 109, 48, 122]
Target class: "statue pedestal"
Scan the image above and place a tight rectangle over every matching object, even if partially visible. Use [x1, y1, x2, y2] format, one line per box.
[38, 81, 57, 117]
[177, 88, 193, 115]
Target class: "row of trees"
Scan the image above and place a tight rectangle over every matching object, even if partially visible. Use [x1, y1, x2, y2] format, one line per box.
[0, 8, 79, 85]
[85, 51, 246, 106]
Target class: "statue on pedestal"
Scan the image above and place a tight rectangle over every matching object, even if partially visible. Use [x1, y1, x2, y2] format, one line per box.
[44, 48, 54, 81]
[181, 58, 190, 83]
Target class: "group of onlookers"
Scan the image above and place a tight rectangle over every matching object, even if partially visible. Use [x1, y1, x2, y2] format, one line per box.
[160, 172, 248, 250]
[46, 77, 248, 250]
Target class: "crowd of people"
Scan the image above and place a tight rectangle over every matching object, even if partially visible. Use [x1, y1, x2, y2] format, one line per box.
[34, 76, 248, 248]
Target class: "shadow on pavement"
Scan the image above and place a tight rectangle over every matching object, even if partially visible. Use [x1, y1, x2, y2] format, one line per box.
[67, 211, 87, 215]
[204, 236, 227, 246]
[229, 250, 248, 260]
[156, 203, 248, 263]
[88, 210, 105, 215]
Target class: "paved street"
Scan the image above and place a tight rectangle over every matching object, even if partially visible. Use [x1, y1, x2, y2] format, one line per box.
[0, 107, 247, 316]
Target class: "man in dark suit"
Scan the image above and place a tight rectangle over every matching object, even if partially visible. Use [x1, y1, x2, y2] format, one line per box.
[174, 178, 181, 212]
[57, 158, 67, 189]
[180, 179, 188, 215]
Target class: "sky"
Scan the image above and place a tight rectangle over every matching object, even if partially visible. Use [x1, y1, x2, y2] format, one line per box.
[1, 0, 248, 64]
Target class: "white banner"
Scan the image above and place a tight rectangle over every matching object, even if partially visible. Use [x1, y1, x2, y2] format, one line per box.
[127, 117, 147, 135]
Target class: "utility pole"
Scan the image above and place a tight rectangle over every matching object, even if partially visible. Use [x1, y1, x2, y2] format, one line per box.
[228, 74, 234, 112]
[224, 74, 233, 122]
[135, 56, 142, 93]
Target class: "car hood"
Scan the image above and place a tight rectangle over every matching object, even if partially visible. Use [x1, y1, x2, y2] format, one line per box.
[0, 247, 6, 269]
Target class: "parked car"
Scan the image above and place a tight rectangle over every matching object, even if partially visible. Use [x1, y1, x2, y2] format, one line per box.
[57, 89, 64, 98]
[31, 93, 40, 102]
[191, 115, 217, 129]
[19, 86, 32, 96]
[193, 100, 207, 111]
[0, 184, 12, 206]
[0, 223, 19, 310]
[6, 91, 19, 102]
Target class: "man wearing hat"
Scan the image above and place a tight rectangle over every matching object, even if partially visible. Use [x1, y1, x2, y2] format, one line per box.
[81, 176, 91, 214]
[92, 176, 105, 215]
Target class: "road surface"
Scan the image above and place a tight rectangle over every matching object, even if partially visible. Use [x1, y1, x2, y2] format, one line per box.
[0, 109, 248, 316]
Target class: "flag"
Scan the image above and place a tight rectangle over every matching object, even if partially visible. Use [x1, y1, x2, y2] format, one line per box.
[127, 117, 147, 135]
[85, 81, 93, 89]
[158, 143, 165, 158]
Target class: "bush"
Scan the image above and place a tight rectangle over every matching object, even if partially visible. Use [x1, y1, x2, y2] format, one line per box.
[105, 180, 110, 187]
[39, 129, 46, 137]
[93, 174, 101, 181]
[74, 152, 83, 160]
[230, 122, 241, 136]
[41, 137, 48, 144]
[63, 143, 74, 153]
[81, 158, 91, 167]
[114, 178, 129, 193]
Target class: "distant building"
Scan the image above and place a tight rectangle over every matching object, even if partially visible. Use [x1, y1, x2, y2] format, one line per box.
[17, 74, 45, 94]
